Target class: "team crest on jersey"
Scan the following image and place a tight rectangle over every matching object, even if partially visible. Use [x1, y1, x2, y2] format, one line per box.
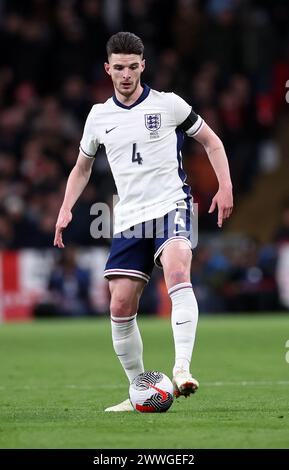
[145, 113, 161, 139]
[145, 113, 161, 130]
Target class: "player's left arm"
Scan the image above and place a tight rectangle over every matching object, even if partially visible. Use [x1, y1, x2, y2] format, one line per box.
[192, 122, 233, 228]
[172, 93, 233, 227]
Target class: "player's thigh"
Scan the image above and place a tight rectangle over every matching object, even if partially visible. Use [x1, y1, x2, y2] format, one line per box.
[108, 276, 146, 317]
[160, 240, 192, 288]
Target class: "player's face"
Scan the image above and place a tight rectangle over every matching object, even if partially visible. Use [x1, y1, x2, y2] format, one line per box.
[105, 54, 145, 97]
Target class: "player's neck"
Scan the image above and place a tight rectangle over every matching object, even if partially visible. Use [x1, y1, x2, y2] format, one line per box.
[114, 84, 143, 106]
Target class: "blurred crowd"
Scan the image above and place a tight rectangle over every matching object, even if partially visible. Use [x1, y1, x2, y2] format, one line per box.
[0, 0, 289, 312]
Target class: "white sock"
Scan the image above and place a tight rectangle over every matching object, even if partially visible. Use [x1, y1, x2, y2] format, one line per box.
[111, 313, 144, 383]
[168, 282, 199, 376]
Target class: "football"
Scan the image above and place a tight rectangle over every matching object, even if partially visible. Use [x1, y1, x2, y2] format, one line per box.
[129, 371, 174, 413]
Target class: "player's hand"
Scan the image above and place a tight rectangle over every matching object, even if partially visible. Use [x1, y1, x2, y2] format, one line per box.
[54, 207, 72, 248]
[208, 185, 233, 228]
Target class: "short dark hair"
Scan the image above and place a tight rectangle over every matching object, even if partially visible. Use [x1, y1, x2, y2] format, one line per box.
[106, 32, 144, 58]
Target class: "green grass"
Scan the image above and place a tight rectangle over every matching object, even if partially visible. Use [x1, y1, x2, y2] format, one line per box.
[0, 315, 289, 449]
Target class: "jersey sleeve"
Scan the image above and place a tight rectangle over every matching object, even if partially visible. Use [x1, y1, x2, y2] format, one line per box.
[171, 92, 204, 137]
[79, 106, 99, 158]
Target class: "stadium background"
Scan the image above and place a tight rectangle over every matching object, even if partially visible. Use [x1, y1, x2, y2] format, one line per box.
[1, 0, 289, 452]
[1, 0, 289, 321]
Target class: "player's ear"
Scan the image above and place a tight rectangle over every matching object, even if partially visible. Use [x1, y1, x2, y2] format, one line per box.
[104, 62, 111, 76]
[141, 59, 145, 72]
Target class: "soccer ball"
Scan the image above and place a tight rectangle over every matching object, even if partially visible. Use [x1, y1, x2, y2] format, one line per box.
[129, 371, 174, 413]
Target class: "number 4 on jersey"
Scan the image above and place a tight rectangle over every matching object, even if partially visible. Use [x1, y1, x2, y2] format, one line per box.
[132, 143, 143, 165]
[174, 212, 185, 227]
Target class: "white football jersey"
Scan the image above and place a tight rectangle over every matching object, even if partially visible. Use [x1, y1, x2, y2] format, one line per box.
[80, 84, 204, 233]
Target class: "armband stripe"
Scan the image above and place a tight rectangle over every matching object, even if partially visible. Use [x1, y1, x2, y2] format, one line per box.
[179, 110, 199, 131]
[187, 118, 204, 136]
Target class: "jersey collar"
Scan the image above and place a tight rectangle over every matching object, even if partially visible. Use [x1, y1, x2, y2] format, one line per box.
[112, 83, 150, 110]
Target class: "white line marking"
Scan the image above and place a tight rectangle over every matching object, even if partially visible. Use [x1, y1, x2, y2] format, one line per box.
[203, 380, 289, 386]
[0, 381, 289, 391]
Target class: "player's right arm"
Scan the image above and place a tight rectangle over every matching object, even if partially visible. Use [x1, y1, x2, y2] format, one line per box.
[54, 152, 94, 248]
[54, 105, 99, 248]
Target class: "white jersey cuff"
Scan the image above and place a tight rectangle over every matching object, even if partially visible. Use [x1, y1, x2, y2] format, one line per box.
[186, 116, 204, 137]
[79, 145, 95, 159]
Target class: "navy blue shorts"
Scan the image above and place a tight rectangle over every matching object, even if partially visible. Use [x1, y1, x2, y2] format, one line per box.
[104, 199, 194, 283]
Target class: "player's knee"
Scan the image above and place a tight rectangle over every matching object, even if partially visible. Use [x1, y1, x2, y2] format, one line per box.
[166, 266, 190, 286]
[110, 295, 136, 318]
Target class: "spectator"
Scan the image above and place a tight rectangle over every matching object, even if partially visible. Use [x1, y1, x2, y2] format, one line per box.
[45, 247, 95, 317]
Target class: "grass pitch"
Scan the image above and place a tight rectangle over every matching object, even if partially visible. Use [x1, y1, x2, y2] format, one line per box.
[0, 314, 288, 449]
